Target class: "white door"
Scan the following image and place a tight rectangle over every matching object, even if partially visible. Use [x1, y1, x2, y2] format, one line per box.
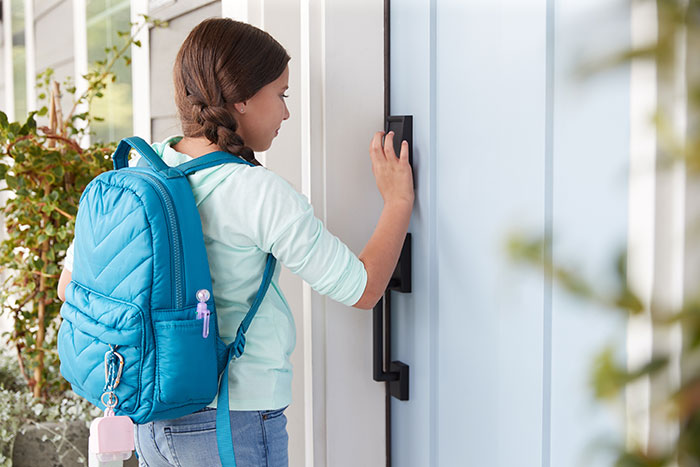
[389, 1, 631, 466]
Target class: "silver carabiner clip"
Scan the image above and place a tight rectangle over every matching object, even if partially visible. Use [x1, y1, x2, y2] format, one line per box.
[104, 347, 125, 390]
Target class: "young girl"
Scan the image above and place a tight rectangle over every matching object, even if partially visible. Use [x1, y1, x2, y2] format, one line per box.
[58, 18, 413, 467]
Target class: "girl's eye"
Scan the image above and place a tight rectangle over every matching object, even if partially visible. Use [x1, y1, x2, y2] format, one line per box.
[281, 94, 289, 99]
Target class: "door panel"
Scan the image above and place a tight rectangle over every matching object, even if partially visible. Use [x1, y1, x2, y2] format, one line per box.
[390, 1, 630, 466]
[550, 2, 629, 466]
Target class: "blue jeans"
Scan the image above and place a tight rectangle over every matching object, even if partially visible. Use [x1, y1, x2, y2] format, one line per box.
[134, 407, 289, 467]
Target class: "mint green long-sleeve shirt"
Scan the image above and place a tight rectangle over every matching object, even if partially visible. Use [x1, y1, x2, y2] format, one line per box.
[66, 136, 368, 411]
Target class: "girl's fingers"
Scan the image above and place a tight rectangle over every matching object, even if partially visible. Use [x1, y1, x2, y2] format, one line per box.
[370, 131, 385, 160]
[399, 140, 409, 162]
[383, 131, 396, 159]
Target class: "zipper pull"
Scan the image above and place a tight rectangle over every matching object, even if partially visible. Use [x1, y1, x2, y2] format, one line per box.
[196, 289, 211, 338]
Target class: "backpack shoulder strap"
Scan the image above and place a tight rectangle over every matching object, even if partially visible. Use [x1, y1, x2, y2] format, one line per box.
[216, 253, 276, 466]
[177, 151, 254, 176]
[112, 136, 171, 172]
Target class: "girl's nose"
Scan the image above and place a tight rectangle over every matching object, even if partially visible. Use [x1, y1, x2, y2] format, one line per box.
[283, 103, 290, 121]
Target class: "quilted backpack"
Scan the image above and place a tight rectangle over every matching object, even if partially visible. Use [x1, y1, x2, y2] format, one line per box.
[57, 136, 276, 466]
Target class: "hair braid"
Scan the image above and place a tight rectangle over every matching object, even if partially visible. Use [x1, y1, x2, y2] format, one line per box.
[185, 91, 260, 166]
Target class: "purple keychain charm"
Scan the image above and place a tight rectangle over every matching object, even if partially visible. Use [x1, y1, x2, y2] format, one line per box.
[196, 289, 211, 338]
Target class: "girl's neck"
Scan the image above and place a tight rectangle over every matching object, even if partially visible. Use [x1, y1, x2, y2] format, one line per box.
[172, 136, 222, 159]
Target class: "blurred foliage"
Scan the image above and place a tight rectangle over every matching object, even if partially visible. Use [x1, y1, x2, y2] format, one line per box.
[0, 346, 101, 467]
[508, 1, 700, 465]
[0, 15, 166, 401]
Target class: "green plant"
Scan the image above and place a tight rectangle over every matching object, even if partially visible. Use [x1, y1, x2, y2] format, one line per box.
[0, 15, 166, 399]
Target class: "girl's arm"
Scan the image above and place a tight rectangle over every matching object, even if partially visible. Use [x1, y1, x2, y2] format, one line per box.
[353, 131, 414, 310]
[58, 268, 72, 302]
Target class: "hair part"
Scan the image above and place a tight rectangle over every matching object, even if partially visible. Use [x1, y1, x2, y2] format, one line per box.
[173, 18, 290, 165]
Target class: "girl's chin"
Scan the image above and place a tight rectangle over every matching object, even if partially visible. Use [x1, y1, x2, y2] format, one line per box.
[254, 142, 273, 152]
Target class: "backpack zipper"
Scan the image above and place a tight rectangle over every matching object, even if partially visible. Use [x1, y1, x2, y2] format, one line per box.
[128, 170, 184, 309]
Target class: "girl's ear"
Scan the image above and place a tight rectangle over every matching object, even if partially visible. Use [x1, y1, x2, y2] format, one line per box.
[234, 102, 247, 114]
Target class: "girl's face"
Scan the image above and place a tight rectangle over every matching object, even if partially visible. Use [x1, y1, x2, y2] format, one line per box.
[235, 66, 290, 152]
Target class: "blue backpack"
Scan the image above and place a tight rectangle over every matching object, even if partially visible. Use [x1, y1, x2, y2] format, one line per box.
[57, 136, 274, 466]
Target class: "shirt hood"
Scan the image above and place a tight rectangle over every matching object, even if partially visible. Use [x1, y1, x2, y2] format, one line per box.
[151, 136, 245, 206]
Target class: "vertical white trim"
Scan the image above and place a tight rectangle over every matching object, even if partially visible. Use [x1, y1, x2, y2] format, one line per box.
[3, 0, 14, 121]
[259, 0, 265, 30]
[221, 0, 248, 21]
[667, 0, 687, 445]
[72, 0, 90, 147]
[299, 0, 317, 463]
[315, 0, 329, 465]
[131, 0, 151, 140]
[255, 0, 266, 166]
[23, 0, 35, 112]
[626, 0, 656, 453]
[246, 0, 264, 29]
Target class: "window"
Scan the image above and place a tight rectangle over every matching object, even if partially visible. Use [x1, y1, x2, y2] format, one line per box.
[86, 0, 132, 143]
[11, 0, 24, 119]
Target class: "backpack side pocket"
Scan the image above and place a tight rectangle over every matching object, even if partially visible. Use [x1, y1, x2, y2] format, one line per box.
[154, 316, 217, 405]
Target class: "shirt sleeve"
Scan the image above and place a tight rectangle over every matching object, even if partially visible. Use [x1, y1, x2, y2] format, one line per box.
[230, 168, 368, 307]
[63, 241, 74, 272]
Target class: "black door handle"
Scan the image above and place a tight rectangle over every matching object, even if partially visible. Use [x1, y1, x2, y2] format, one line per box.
[373, 233, 410, 401]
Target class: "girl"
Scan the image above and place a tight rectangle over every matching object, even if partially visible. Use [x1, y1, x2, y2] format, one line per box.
[58, 17, 413, 467]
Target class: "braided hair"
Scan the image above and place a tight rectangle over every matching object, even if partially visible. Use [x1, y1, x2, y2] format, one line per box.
[173, 18, 290, 165]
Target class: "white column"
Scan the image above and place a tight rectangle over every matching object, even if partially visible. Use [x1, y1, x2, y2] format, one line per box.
[131, 0, 151, 140]
[72, 0, 90, 147]
[23, 0, 35, 112]
[626, 0, 657, 453]
[3, 0, 14, 121]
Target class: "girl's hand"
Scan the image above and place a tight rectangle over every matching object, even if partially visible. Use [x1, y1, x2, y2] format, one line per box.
[369, 131, 414, 206]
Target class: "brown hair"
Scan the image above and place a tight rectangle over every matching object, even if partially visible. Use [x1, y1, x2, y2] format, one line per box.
[173, 18, 290, 165]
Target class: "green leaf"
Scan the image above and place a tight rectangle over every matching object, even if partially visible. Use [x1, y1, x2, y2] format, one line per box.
[51, 165, 66, 178]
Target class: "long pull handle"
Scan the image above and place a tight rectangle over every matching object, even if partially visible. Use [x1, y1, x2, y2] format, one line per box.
[372, 234, 411, 401]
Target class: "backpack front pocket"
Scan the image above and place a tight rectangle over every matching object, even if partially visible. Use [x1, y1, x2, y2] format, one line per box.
[154, 317, 217, 405]
[58, 282, 144, 415]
